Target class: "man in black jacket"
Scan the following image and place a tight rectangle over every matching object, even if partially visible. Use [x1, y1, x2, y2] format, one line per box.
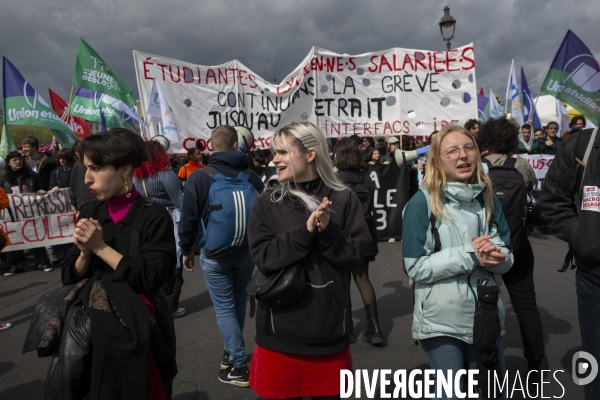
[540, 127, 600, 397]
[0, 151, 53, 275]
[179, 125, 264, 387]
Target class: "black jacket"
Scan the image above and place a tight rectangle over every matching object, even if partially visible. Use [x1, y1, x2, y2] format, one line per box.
[540, 128, 600, 278]
[1, 169, 44, 193]
[27, 152, 57, 191]
[61, 196, 177, 399]
[178, 151, 264, 255]
[247, 180, 371, 355]
[49, 166, 72, 189]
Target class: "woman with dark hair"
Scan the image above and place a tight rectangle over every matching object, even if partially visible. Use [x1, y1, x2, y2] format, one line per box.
[60, 128, 177, 399]
[0, 151, 52, 275]
[563, 115, 587, 140]
[478, 117, 545, 379]
[247, 122, 371, 399]
[50, 148, 75, 192]
[48, 148, 76, 263]
[367, 148, 382, 165]
[543, 121, 562, 155]
[334, 138, 386, 346]
[133, 140, 185, 318]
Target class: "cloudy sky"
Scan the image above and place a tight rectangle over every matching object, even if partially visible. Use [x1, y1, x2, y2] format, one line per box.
[1, 0, 598, 107]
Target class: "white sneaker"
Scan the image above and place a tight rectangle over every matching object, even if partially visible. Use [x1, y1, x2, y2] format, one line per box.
[173, 307, 186, 318]
[0, 322, 12, 331]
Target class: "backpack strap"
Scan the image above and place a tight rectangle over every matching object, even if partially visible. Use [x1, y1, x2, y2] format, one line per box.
[429, 213, 441, 253]
[128, 197, 154, 258]
[502, 156, 517, 169]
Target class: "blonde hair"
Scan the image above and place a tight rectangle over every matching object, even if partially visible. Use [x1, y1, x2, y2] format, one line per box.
[268, 122, 346, 211]
[423, 125, 494, 222]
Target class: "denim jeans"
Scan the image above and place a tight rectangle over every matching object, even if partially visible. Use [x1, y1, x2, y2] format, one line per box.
[576, 269, 600, 399]
[200, 248, 254, 368]
[420, 336, 506, 400]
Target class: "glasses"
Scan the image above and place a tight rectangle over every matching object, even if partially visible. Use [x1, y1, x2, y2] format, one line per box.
[441, 143, 477, 161]
[9, 158, 23, 163]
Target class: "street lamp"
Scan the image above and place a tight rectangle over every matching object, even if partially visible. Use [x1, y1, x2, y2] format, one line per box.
[439, 6, 456, 51]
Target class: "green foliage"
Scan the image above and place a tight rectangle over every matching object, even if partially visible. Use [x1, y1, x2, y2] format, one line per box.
[8, 125, 54, 147]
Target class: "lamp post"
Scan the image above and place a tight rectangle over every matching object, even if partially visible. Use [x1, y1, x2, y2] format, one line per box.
[439, 6, 456, 51]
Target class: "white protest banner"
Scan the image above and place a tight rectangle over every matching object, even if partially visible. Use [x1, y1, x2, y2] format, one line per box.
[133, 45, 477, 153]
[0, 189, 76, 252]
[518, 154, 555, 189]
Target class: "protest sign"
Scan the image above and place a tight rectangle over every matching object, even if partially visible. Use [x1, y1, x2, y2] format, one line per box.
[365, 164, 411, 240]
[0, 189, 76, 252]
[133, 45, 477, 153]
[518, 154, 555, 189]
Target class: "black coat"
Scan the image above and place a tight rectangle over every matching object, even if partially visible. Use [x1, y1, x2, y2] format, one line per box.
[247, 180, 371, 355]
[61, 196, 177, 399]
[1, 169, 44, 193]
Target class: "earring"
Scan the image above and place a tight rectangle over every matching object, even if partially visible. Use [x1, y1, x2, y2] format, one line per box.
[122, 174, 131, 198]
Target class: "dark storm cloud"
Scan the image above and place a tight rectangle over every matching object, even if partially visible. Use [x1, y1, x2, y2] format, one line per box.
[1, 0, 598, 105]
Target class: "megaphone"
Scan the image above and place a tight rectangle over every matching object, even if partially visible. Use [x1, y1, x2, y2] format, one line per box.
[394, 146, 429, 170]
[151, 135, 171, 150]
[0, 156, 5, 170]
[234, 126, 254, 154]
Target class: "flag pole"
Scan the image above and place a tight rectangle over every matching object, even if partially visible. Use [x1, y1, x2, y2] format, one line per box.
[64, 85, 74, 122]
[505, 60, 513, 114]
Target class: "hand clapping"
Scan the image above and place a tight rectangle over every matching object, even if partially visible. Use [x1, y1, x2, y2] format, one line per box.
[306, 197, 332, 233]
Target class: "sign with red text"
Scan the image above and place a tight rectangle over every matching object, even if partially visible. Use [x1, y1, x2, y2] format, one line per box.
[0, 189, 76, 252]
[134, 44, 477, 153]
[519, 154, 555, 189]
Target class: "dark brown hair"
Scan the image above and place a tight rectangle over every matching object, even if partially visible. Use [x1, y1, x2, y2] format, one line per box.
[57, 148, 75, 167]
[333, 137, 364, 171]
[79, 128, 148, 169]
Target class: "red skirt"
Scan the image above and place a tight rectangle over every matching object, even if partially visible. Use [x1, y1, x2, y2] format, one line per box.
[250, 344, 353, 399]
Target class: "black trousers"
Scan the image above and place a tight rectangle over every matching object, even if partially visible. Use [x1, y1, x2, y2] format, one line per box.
[502, 239, 545, 362]
[6, 247, 49, 267]
[160, 266, 184, 313]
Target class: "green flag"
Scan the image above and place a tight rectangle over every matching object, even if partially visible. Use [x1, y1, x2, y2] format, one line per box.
[541, 30, 600, 126]
[72, 38, 134, 104]
[3, 57, 79, 148]
[0, 124, 17, 158]
[69, 87, 126, 127]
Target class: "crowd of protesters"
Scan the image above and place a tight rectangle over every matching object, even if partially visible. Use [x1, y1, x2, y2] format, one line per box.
[0, 113, 598, 399]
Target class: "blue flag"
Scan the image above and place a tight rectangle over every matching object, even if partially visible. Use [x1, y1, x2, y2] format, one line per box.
[520, 67, 542, 130]
[477, 94, 490, 122]
[99, 107, 107, 131]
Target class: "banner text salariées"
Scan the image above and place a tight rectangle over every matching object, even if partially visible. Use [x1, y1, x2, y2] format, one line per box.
[134, 45, 477, 153]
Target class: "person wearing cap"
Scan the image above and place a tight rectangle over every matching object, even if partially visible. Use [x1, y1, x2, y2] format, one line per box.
[381, 136, 400, 165]
[0, 151, 53, 275]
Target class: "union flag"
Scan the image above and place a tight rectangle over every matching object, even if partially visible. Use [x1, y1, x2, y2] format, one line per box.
[48, 89, 91, 139]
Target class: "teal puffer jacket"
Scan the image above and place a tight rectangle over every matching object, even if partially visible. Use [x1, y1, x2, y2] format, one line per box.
[402, 182, 513, 343]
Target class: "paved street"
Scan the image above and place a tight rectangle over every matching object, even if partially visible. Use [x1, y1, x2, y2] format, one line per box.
[0, 236, 590, 399]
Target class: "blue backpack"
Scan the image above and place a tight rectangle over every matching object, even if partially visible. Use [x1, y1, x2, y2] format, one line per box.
[200, 166, 258, 259]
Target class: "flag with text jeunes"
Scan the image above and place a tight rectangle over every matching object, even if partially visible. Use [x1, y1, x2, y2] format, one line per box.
[72, 38, 135, 106]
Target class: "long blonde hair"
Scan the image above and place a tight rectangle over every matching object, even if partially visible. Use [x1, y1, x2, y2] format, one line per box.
[423, 125, 494, 222]
[268, 122, 346, 211]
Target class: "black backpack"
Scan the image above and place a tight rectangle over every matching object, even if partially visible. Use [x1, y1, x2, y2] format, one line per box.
[483, 157, 527, 253]
[339, 170, 379, 256]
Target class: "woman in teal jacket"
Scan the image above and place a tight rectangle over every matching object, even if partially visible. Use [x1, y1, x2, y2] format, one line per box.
[402, 125, 513, 399]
